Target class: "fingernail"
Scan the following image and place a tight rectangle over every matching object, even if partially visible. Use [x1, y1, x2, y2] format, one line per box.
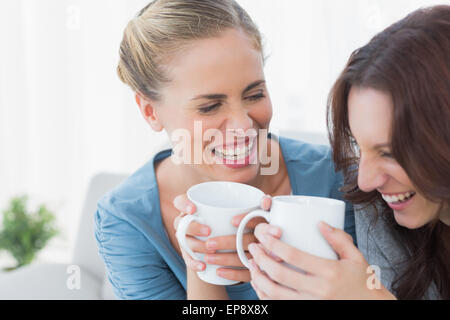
[248, 243, 258, 255]
[268, 226, 280, 237]
[196, 262, 205, 271]
[206, 240, 217, 250]
[217, 269, 227, 277]
[200, 226, 210, 236]
[262, 195, 271, 209]
[320, 221, 334, 233]
[205, 254, 215, 264]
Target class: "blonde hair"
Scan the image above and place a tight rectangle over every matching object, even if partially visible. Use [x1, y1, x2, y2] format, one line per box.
[117, 0, 264, 101]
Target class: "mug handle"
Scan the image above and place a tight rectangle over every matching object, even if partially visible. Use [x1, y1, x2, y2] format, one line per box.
[175, 214, 203, 261]
[236, 210, 270, 269]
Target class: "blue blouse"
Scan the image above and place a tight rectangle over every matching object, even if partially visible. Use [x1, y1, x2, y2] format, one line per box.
[94, 135, 356, 300]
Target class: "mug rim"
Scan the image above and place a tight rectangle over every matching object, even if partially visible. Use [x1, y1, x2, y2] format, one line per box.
[272, 195, 345, 207]
[187, 181, 265, 210]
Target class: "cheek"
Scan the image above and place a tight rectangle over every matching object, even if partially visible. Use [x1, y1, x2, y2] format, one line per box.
[249, 100, 273, 129]
[385, 162, 414, 189]
[159, 105, 192, 133]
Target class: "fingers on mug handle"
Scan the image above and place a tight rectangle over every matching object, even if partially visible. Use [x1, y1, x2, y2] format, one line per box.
[173, 194, 197, 214]
[236, 210, 269, 269]
[173, 212, 210, 237]
[245, 217, 268, 229]
[261, 195, 272, 211]
[187, 221, 210, 237]
[183, 248, 206, 271]
[176, 215, 202, 261]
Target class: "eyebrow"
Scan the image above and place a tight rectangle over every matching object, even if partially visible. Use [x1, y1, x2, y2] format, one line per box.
[242, 80, 266, 96]
[190, 80, 266, 101]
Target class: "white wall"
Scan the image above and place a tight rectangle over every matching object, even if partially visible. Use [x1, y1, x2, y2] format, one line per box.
[0, 0, 446, 264]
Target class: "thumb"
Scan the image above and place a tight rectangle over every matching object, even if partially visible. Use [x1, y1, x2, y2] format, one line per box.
[319, 222, 362, 261]
[260, 195, 272, 211]
[173, 194, 196, 215]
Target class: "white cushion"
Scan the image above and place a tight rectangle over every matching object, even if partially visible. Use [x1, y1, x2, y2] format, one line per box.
[0, 263, 102, 300]
[101, 272, 118, 300]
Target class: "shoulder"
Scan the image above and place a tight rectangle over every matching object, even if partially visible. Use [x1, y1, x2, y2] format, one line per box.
[278, 135, 332, 165]
[354, 204, 410, 288]
[97, 161, 157, 220]
[96, 150, 171, 232]
[277, 135, 339, 194]
[354, 204, 396, 244]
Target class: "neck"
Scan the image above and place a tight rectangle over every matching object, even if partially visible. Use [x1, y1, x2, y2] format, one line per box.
[244, 137, 288, 196]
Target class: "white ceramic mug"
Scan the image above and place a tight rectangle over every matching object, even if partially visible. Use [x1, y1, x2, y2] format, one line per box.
[236, 195, 345, 271]
[176, 181, 265, 285]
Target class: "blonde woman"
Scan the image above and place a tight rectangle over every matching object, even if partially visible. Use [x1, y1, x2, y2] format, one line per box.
[94, 0, 356, 300]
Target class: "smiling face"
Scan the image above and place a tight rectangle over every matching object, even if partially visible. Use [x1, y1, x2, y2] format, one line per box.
[143, 28, 273, 184]
[348, 87, 444, 229]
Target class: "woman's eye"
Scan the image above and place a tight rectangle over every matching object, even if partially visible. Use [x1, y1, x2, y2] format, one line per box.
[198, 103, 221, 114]
[380, 151, 394, 158]
[245, 93, 265, 102]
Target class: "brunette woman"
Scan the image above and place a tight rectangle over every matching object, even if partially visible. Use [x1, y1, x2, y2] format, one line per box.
[246, 5, 449, 300]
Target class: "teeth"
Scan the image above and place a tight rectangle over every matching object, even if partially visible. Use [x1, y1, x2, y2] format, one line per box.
[213, 139, 254, 159]
[382, 192, 415, 204]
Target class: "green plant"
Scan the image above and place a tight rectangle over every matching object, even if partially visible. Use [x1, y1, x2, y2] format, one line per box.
[0, 195, 59, 270]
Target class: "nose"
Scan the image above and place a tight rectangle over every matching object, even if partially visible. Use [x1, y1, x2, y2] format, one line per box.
[225, 106, 254, 135]
[357, 154, 389, 193]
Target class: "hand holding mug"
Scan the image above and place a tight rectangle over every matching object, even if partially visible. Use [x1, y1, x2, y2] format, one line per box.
[172, 196, 211, 273]
[237, 195, 395, 300]
[248, 221, 396, 300]
[173, 182, 268, 285]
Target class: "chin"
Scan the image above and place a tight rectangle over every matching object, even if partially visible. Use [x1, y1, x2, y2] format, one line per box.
[210, 164, 260, 184]
[393, 210, 429, 230]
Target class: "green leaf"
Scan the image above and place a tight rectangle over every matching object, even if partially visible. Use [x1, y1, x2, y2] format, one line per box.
[0, 195, 59, 269]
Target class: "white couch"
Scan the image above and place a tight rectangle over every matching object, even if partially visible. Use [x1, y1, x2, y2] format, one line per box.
[0, 173, 127, 300]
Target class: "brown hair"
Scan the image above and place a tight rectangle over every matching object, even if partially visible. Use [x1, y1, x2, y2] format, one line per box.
[327, 5, 450, 299]
[117, 0, 263, 101]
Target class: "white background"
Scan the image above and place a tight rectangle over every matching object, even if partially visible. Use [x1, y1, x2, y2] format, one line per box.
[0, 0, 447, 265]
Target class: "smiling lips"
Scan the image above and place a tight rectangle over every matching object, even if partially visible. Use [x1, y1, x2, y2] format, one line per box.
[381, 191, 416, 204]
[213, 140, 254, 161]
[209, 136, 256, 161]
[206, 136, 258, 169]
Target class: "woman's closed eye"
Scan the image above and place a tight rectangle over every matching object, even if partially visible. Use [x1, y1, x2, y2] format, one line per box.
[245, 92, 266, 102]
[198, 103, 221, 114]
[380, 151, 394, 158]
[197, 92, 266, 114]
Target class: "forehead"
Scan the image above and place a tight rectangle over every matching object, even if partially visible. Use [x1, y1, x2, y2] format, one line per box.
[162, 28, 264, 96]
[348, 87, 394, 146]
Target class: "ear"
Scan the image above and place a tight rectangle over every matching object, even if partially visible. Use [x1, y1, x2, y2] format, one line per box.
[135, 92, 164, 132]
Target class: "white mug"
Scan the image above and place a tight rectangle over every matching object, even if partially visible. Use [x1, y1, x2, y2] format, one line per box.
[176, 181, 265, 285]
[236, 195, 345, 271]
